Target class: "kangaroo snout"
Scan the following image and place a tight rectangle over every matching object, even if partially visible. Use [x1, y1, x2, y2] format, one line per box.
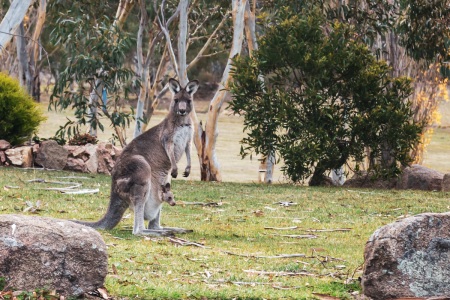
[177, 101, 187, 115]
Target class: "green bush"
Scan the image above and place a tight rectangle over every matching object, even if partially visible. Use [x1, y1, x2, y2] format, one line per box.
[0, 73, 46, 145]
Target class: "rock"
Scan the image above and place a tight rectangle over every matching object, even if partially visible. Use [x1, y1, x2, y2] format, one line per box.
[0, 140, 11, 150]
[397, 164, 443, 191]
[97, 143, 117, 175]
[35, 140, 69, 170]
[343, 171, 398, 189]
[65, 157, 87, 172]
[0, 214, 108, 297]
[5, 147, 33, 167]
[84, 144, 98, 173]
[64, 144, 98, 173]
[362, 212, 450, 300]
[0, 151, 7, 165]
[442, 173, 450, 192]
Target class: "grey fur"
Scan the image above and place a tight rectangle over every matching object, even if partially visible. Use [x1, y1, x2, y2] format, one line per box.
[73, 78, 198, 236]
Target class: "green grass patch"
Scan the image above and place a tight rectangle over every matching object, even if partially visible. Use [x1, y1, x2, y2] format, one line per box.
[1, 167, 449, 299]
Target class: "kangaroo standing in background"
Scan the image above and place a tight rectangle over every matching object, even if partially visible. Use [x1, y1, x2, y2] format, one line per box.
[73, 79, 199, 236]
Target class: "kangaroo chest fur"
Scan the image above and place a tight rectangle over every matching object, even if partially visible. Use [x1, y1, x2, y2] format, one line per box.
[173, 124, 193, 162]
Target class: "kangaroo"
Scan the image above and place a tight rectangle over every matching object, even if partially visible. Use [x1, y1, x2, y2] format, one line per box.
[73, 78, 198, 236]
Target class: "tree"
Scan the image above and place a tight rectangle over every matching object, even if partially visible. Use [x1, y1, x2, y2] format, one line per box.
[229, 10, 423, 185]
[49, 13, 135, 146]
[0, 0, 47, 102]
[191, 0, 247, 181]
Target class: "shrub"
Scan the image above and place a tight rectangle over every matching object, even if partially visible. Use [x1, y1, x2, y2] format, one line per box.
[229, 11, 423, 185]
[0, 73, 46, 145]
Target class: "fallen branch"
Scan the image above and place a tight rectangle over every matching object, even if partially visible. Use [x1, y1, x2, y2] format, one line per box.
[243, 269, 316, 277]
[61, 189, 99, 195]
[221, 251, 306, 259]
[179, 201, 222, 207]
[56, 176, 91, 180]
[274, 201, 298, 206]
[264, 226, 298, 230]
[306, 228, 351, 232]
[272, 234, 318, 239]
[168, 237, 210, 248]
[28, 178, 82, 189]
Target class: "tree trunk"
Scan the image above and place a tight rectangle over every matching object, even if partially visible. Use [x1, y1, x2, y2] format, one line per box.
[244, 1, 274, 183]
[133, 0, 148, 138]
[0, 0, 33, 52]
[15, 22, 31, 93]
[29, 0, 47, 102]
[191, 0, 247, 181]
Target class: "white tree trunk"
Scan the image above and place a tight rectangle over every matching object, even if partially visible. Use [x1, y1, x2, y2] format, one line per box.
[177, 0, 189, 85]
[0, 0, 33, 52]
[133, 0, 148, 138]
[244, 1, 274, 184]
[192, 0, 247, 181]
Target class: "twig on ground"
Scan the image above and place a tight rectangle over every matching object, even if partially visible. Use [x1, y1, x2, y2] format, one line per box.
[221, 251, 306, 259]
[168, 237, 210, 248]
[274, 201, 298, 206]
[243, 269, 316, 277]
[305, 228, 351, 232]
[179, 201, 222, 207]
[264, 226, 298, 230]
[271, 234, 319, 239]
[61, 189, 99, 194]
[56, 176, 91, 180]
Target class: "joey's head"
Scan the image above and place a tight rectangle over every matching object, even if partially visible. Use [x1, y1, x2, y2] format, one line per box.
[168, 78, 199, 117]
[161, 183, 176, 206]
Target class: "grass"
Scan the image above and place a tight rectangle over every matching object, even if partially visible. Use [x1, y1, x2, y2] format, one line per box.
[1, 167, 450, 299]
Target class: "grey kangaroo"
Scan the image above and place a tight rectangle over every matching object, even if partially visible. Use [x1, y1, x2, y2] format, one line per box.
[73, 78, 198, 236]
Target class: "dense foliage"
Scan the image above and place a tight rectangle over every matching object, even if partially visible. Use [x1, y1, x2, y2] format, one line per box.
[49, 15, 136, 146]
[229, 11, 424, 185]
[0, 73, 46, 145]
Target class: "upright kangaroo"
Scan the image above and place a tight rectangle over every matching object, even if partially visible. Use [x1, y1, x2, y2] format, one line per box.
[73, 79, 198, 236]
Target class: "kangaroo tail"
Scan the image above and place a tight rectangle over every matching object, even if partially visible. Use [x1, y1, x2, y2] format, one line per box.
[72, 190, 128, 230]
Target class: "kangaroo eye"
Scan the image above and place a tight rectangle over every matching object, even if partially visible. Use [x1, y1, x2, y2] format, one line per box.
[175, 99, 179, 103]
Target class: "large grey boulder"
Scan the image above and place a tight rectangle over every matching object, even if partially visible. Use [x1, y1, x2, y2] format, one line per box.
[35, 140, 69, 170]
[397, 164, 443, 191]
[362, 212, 450, 299]
[0, 214, 108, 297]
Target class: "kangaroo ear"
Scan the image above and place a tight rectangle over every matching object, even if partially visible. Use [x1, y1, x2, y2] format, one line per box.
[165, 182, 171, 190]
[186, 80, 199, 96]
[168, 78, 181, 94]
[161, 184, 166, 192]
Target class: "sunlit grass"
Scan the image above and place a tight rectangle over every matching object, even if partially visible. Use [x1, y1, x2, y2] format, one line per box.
[1, 167, 449, 299]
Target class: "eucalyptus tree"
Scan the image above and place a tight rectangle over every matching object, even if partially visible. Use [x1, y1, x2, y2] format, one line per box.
[0, 0, 47, 101]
